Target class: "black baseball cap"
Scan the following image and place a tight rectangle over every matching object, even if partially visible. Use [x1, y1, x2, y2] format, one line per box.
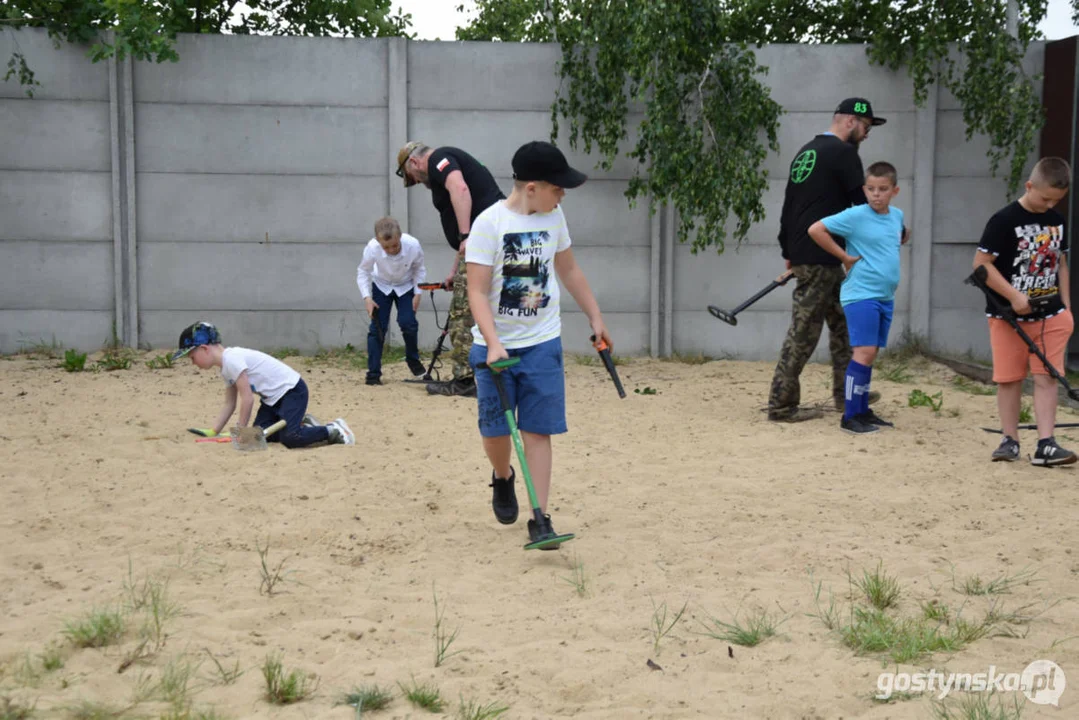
[173, 321, 222, 360]
[511, 141, 588, 188]
[835, 97, 886, 126]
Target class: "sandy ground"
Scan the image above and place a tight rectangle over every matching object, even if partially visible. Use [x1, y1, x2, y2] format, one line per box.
[1, 347, 1079, 719]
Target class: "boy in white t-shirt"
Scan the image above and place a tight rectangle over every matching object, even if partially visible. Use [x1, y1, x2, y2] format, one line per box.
[356, 216, 428, 385]
[466, 140, 611, 548]
[174, 322, 354, 448]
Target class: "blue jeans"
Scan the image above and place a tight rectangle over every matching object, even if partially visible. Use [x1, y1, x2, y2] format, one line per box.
[368, 285, 419, 380]
[252, 379, 330, 449]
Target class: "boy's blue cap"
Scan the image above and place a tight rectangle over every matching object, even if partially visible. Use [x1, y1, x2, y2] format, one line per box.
[173, 321, 221, 360]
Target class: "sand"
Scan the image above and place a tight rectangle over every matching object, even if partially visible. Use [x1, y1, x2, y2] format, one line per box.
[1, 348, 1077, 719]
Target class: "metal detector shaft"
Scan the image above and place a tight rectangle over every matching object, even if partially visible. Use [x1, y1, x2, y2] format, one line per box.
[708, 269, 794, 325]
[478, 358, 541, 513]
[981, 423, 1079, 434]
[966, 265, 1079, 400]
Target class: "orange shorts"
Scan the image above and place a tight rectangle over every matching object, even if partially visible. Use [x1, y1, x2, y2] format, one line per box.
[989, 310, 1074, 383]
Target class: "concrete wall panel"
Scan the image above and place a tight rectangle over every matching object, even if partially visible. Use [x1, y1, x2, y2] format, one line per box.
[0, 171, 113, 241]
[0, 100, 111, 171]
[0, 241, 113, 310]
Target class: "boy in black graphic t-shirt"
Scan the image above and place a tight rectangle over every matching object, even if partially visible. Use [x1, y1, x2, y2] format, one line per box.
[973, 157, 1074, 466]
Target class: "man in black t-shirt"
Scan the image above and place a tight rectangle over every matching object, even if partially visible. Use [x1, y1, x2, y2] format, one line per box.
[396, 142, 507, 397]
[768, 98, 885, 422]
[973, 157, 1074, 466]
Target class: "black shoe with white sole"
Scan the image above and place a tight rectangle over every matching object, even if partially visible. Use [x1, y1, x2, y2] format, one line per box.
[856, 410, 894, 428]
[841, 415, 880, 435]
[1031, 436, 1077, 467]
[991, 435, 1020, 462]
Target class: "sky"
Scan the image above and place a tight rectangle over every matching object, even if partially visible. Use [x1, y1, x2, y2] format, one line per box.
[394, 0, 1079, 41]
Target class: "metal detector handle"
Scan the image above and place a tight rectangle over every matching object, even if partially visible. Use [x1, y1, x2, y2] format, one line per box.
[477, 357, 521, 408]
[966, 266, 1079, 401]
[775, 269, 794, 286]
[733, 270, 793, 315]
[590, 335, 626, 399]
[418, 282, 450, 291]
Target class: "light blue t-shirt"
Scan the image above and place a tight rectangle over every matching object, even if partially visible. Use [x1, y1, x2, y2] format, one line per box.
[821, 204, 905, 305]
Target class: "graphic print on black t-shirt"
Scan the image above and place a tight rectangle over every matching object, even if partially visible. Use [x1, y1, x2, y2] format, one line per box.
[499, 231, 552, 317]
[1010, 223, 1065, 298]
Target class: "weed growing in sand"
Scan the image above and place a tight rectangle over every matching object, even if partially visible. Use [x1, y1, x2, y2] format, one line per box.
[65, 699, 132, 719]
[268, 347, 301, 360]
[432, 585, 462, 668]
[648, 597, 687, 654]
[63, 607, 126, 648]
[146, 354, 174, 370]
[668, 351, 709, 364]
[634, 386, 658, 395]
[1019, 402, 1033, 423]
[456, 696, 509, 720]
[40, 644, 64, 672]
[256, 537, 293, 596]
[62, 349, 87, 372]
[920, 599, 951, 623]
[160, 705, 230, 720]
[262, 653, 317, 705]
[561, 553, 589, 597]
[951, 375, 996, 396]
[399, 677, 445, 713]
[700, 607, 783, 647]
[0, 695, 35, 719]
[952, 567, 1038, 596]
[18, 335, 63, 359]
[340, 684, 393, 713]
[909, 389, 943, 412]
[157, 655, 203, 707]
[877, 361, 914, 384]
[96, 346, 135, 371]
[202, 649, 244, 685]
[852, 562, 901, 610]
[930, 691, 1024, 719]
[808, 571, 842, 630]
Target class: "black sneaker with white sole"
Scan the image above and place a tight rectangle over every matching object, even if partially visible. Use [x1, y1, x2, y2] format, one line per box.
[856, 410, 894, 428]
[489, 467, 518, 524]
[1031, 436, 1077, 467]
[406, 358, 427, 377]
[991, 435, 1020, 462]
[840, 415, 879, 435]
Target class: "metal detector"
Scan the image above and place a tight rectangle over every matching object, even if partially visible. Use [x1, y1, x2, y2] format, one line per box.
[404, 281, 452, 384]
[708, 270, 794, 326]
[965, 264, 1079, 402]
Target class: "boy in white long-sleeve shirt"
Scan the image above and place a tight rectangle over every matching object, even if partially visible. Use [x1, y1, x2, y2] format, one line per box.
[356, 216, 428, 385]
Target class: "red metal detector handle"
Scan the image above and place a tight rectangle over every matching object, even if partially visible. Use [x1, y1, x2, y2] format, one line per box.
[591, 335, 626, 399]
[418, 282, 451, 291]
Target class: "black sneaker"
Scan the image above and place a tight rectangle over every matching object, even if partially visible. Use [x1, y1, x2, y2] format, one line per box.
[426, 377, 476, 397]
[406, 358, 427, 377]
[527, 514, 562, 551]
[856, 410, 894, 428]
[490, 467, 518, 524]
[365, 375, 382, 386]
[840, 415, 879, 435]
[1032, 436, 1077, 467]
[991, 435, 1020, 462]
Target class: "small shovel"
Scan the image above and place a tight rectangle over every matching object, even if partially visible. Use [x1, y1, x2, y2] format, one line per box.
[195, 419, 286, 451]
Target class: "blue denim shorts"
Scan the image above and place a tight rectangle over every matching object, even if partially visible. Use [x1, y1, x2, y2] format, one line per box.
[469, 337, 567, 438]
[844, 298, 894, 348]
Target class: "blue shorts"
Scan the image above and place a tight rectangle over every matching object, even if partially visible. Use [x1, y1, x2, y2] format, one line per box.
[469, 337, 567, 438]
[843, 298, 894, 348]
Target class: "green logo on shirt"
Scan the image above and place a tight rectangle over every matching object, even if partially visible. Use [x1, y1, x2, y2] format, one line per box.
[791, 150, 816, 184]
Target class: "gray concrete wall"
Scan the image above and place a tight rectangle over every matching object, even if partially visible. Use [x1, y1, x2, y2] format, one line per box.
[0, 30, 1045, 361]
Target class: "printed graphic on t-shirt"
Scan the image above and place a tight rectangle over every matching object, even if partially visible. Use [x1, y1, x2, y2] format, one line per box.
[1011, 223, 1065, 298]
[499, 231, 552, 317]
[791, 150, 816, 183]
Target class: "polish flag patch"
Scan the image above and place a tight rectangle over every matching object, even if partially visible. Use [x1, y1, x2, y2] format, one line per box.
[436, 158, 450, 172]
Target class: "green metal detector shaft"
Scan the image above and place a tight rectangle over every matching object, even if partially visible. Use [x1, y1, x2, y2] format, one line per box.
[478, 357, 575, 550]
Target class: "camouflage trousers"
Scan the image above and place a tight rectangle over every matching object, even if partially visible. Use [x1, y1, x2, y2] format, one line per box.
[768, 264, 852, 417]
[448, 255, 475, 380]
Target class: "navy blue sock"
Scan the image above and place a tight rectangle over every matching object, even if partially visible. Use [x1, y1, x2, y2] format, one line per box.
[844, 361, 871, 420]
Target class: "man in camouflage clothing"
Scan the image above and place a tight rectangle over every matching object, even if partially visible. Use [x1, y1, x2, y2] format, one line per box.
[769, 98, 886, 421]
[396, 141, 506, 397]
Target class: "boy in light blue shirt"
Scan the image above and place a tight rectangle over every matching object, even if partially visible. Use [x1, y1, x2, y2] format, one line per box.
[809, 161, 907, 435]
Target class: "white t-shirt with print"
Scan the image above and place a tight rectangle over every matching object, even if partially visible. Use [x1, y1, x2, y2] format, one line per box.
[465, 201, 572, 349]
[220, 347, 300, 405]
